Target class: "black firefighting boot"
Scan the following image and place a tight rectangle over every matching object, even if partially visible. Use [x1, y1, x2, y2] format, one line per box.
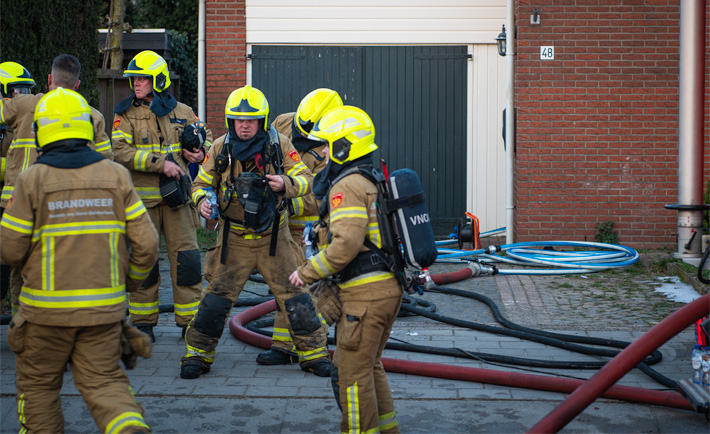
[301, 358, 333, 378]
[135, 324, 155, 343]
[256, 347, 298, 365]
[180, 359, 211, 379]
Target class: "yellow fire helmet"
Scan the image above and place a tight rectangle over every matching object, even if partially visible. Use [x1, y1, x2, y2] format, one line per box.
[0, 61, 35, 97]
[34, 87, 94, 148]
[294, 88, 343, 137]
[308, 105, 377, 165]
[124, 50, 171, 93]
[224, 85, 269, 131]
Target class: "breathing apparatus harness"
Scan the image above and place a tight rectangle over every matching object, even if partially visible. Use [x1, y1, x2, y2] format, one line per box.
[213, 125, 290, 263]
[312, 159, 433, 295]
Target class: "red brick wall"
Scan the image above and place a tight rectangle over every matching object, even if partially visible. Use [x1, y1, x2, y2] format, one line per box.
[514, 0, 709, 248]
[203, 1, 709, 249]
[205, 0, 246, 139]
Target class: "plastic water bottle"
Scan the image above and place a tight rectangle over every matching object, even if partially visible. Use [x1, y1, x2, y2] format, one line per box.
[304, 222, 315, 260]
[702, 347, 710, 387]
[692, 344, 703, 384]
[203, 187, 219, 219]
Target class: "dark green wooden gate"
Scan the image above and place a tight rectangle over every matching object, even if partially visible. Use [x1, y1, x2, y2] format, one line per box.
[251, 45, 468, 235]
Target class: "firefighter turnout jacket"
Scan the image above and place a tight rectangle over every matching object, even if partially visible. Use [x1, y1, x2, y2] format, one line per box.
[0, 93, 113, 208]
[112, 95, 211, 327]
[112, 98, 211, 208]
[295, 167, 403, 433]
[0, 156, 159, 326]
[192, 131, 310, 236]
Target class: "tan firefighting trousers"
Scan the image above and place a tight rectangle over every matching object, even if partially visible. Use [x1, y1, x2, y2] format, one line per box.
[183, 224, 329, 369]
[333, 293, 402, 434]
[129, 204, 202, 327]
[0, 206, 23, 315]
[8, 318, 150, 433]
[269, 226, 326, 355]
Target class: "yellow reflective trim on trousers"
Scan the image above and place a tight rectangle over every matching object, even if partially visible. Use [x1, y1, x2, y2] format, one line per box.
[272, 327, 293, 342]
[346, 382, 360, 434]
[338, 271, 395, 290]
[20, 286, 127, 308]
[1, 213, 33, 234]
[330, 206, 368, 223]
[129, 301, 159, 315]
[297, 346, 328, 362]
[95, 139, 111, 153]
[18, 392, 26, 427]
[105, 411, 150, 434]
[310, 250, 336, 279]
[135, 187, 162, 200]
[128, 262, 151, 281]
[185, 344, 215, 363]
[379, 410, 399, 431]
[32, 221, 126, 242]
[134, 151, 151, 171]
[111, 130, 131, 144]
[1, 157, 5, 180]
[125, 200, 147, 221]
[174, 300, 199, 316]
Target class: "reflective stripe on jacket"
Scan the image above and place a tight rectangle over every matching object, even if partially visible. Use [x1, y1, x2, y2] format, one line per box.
[0, 158, 159, 326]
[191, 132, 313, 237]
[297, 172, 400, 301]
[112, 99, 212, 208]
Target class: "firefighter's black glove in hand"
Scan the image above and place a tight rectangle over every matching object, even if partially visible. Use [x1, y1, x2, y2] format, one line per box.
[182, 121, 206, 152]
[310, 280, 342, 326]
[120, 322, 153, 370]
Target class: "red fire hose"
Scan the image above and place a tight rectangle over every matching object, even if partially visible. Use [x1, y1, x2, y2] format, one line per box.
[229, 299, 693, 411]
[526, 292, 709, 433]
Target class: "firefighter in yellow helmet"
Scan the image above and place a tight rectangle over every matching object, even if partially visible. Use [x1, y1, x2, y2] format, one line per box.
[112, 50, 213, 341]
[1, 87, 159, 433]
[0, 57, 113, 315]
[289, 106, 402, 433]
[261, 88, 342, 366]
[0, 61, 34, 307]
[181, 85, 332, 379]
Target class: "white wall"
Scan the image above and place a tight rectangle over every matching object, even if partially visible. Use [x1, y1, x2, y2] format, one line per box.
[469, 44, 507, 233]
[246, 0, 506, 45]
[246, 0, 508, 232]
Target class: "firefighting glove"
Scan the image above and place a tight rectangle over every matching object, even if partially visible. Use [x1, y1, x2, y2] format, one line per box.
[182, 121, 207, 152]
[120, 321, 153, 370]
[310, 280, 342, 326]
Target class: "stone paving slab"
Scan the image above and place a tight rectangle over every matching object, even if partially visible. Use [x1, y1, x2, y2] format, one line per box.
[1, 249, 708, 433]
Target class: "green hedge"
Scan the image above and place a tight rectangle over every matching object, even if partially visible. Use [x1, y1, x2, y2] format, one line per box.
[0, 0, 102, 107]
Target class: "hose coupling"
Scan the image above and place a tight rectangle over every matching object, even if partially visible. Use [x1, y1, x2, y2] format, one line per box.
[486, 245, 502, 254]
[417, 268, 435, 290]
[467, 261, 498, 277]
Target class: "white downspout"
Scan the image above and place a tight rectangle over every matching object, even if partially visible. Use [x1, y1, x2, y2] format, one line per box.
[198, 0, 206, 121]
[505, 0, 515, 244]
